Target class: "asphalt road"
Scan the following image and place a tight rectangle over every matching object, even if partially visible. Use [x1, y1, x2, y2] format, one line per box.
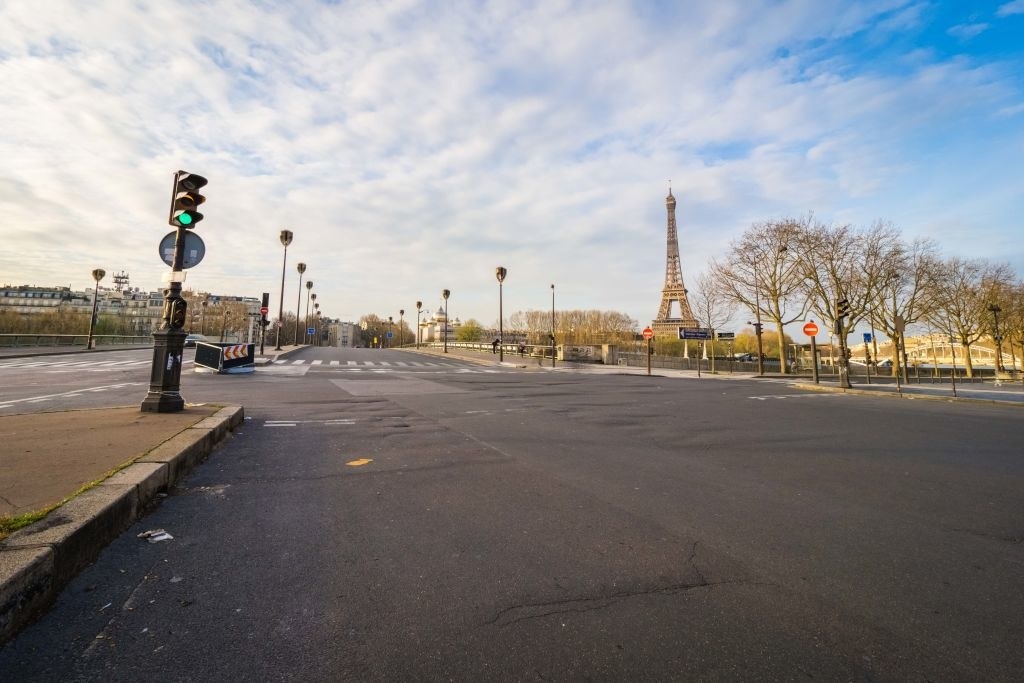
[2, 347, 1022, 680]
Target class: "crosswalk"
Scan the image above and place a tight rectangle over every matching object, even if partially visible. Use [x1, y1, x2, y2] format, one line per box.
[270, 359, 466, 368]
[0, 358, 157, 371]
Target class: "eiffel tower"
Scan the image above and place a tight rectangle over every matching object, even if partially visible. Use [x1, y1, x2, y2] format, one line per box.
[651, 188, 698, 339]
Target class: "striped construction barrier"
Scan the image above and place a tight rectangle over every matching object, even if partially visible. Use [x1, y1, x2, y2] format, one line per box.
[195, 342, 255, 374]
[221, 344, 248, 360]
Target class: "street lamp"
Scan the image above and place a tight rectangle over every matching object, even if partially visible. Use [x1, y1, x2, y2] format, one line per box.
[200, 299, 208, 336]
[86, 268, 106, 349]
[399, 309, 405, 347]
[496, 266, 507, 362]
[294, 262, 307, 345]
[750, 257, 765, 376]
[275, 230, 293, 350]
[550, 283, 556, 368]
[416, 301, 422, 348]
[310, 293, 318, 344]
[442, 289, 450, 353]
[274, 231, 294, 350]
[304, 281, 313, 344]
[988, 303, 1003, 372]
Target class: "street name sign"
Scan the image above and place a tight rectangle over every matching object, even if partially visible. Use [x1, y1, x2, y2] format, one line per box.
[679, 327, 711, 340]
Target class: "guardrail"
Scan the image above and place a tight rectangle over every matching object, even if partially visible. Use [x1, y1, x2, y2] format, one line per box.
[0, 334, 152, 348]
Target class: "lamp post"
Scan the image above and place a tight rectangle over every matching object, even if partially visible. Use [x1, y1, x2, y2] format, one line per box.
[304, 281, 313, 343]
[750, 257, 765, 376]
[399, 309, 405, 347]
[442, 289, 450, 353]
[275, 230, 293, 350]
[496, 267, 507, 362]
[988, 303, 1003, 373]
[86, 268, 106, 349]
[416, 301, 422, 348]
[310, 294, 317, 344]
[200, 299, 208, 336]
[294, 262, 306, 345]
[550, 283, 556, 368]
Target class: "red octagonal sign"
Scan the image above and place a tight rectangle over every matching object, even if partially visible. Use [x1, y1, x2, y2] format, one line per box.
[642, 327, 654, 340]
[803, 321, 819, 336]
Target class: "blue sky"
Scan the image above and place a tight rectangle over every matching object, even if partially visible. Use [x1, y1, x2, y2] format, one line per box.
[0, 0, 1021, 330]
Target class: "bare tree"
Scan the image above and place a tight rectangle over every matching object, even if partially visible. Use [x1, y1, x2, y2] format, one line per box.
[690, 270, 736, 371]
[790, 218, 900, 386]
[1001, 281, 1024, 372]
[926, 257, 1015, 377]
[711, 217, 808, 372]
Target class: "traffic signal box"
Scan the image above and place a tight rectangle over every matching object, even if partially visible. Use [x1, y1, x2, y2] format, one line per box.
[834, 297, 851, 334]
[169, 171, 207, 228]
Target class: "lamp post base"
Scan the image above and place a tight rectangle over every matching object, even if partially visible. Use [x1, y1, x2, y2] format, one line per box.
[141, 327, 187, 413]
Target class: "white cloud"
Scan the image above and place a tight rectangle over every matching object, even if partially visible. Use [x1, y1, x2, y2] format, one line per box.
[0, 0, 1021, 329]
[997, 0, 1024, 17]
[946, 22, 990, 40]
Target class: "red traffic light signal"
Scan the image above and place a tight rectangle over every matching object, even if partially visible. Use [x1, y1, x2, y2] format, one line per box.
[169, 171, 207, 228]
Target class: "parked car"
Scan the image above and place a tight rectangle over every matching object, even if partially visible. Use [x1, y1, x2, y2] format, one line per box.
[184, 333, 209, 347]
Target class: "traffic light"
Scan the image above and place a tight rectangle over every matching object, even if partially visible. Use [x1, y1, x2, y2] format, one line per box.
[169, 171, 207, 228]
[836, 298, 850, 319]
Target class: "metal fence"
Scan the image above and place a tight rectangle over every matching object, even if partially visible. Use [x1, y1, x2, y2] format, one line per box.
[0, 334, 151, 348]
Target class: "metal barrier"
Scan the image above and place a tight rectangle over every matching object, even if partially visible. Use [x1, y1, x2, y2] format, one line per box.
[0, 334, 151, 348]
[194, 342, 255, 374]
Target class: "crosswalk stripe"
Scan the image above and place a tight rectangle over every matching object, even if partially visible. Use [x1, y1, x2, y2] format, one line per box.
[311, 360, 323, 365]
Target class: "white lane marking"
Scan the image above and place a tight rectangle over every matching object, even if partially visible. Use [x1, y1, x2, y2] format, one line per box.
[329, 360, 340, 366]
[311, 360, 323, 366]
[749, 394, 842, 401]
[0, 382, 145, 409]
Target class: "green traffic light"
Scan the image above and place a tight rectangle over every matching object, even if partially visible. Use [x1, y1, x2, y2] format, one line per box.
[178, 212, 193, 226]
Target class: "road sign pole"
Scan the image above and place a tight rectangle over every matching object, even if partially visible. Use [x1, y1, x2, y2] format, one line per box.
[647, 338, 652, 376]
[810, 335, 819, 384]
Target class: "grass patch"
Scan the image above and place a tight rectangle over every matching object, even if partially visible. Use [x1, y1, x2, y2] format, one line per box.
[0, 458, 138, 543]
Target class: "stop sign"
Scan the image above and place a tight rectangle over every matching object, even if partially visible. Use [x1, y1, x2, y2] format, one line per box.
[260, 306, 269, 316]
[803, 321, 819, 336]
[642, 327, 654, 340]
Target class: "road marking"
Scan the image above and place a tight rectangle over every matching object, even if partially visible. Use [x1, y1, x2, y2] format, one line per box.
[0, 382, 146, 409]
[311, 360, 323, 365]
[749, 394, 842, 401]
[264, 421, 297, 427]
[346, 458, 372, 467]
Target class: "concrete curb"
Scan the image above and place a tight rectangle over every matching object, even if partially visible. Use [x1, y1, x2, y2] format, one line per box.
[0, 405, 244, 646]
[792, 383, 1024, 407]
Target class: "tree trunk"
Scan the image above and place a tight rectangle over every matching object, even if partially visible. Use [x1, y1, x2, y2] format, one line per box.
[962, 343, 974, 378]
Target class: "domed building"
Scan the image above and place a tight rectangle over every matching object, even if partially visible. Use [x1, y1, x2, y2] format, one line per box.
[420, 305, 460, 343]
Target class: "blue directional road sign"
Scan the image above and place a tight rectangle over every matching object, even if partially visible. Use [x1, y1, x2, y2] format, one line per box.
[386, 331, 394, 339]
[679, 327, 711, 340]
[863, 333, 872, 343]
[307, 327, 315, 335]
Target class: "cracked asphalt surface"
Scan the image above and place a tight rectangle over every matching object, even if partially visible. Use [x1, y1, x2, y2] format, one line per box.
[2, 346, 1023, 679]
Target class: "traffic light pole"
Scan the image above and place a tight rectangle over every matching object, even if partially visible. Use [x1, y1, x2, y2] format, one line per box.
[141, 231, 187, 412]
[141, 171, 205, 413]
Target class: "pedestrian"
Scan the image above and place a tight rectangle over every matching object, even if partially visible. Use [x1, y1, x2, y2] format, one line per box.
[518, 343, 526, 357]
[492, 338, 499, 354]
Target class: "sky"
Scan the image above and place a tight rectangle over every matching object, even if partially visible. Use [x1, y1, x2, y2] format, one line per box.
[1, 0, 1022, 331]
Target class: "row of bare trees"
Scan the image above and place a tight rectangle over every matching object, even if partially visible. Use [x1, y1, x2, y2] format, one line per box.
[704, 215, 1021, 377]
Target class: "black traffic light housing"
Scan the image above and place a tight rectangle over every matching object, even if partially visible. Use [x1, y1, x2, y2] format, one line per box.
[836, 298, 850, 318]
[169, 171, 207, 228]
